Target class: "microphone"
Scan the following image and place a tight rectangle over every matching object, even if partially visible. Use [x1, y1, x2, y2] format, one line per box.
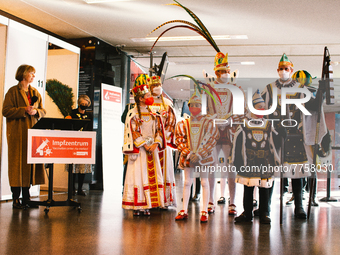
[31, 96, 38, 106]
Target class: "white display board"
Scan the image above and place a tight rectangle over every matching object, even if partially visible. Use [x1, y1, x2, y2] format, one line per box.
[101, 83, 123, 192]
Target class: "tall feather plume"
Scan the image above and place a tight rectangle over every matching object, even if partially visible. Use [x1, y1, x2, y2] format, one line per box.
[171, 1, 220, 52]
[150, 25, 218, 53]
[148, 0, 220, 53]
[167, 75, 222, 106]
[147, 20, 201, 36]
[197, 81, 222, 105]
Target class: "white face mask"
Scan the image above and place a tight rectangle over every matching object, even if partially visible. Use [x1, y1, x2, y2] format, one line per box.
[152, 86, 162, 96]
[220, 73, 230, 83]
[278, 70, 291, 81]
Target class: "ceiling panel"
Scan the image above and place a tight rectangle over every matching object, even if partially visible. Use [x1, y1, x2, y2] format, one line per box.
[0, 0, 339, 111]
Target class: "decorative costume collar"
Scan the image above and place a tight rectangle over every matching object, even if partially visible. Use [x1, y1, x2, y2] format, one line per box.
[275, 79, 297, 89]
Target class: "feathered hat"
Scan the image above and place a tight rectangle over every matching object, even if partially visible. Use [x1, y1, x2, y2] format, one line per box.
[131, 74, 150, 97]
[252, 89, 265, 106]
[214, 52, 230, 71]
[279, 53, 293, 67]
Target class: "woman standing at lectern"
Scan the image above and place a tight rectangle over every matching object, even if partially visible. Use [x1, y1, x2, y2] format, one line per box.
[2, 64, 46, 209]
[70, 95, 93, 196]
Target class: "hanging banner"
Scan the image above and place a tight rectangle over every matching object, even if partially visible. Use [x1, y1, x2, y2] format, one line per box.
[101, 83, 123, 192]
[27, 129, 96, 164]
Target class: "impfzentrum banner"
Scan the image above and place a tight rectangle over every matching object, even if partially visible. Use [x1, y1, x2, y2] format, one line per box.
[27, 129, 96, 164]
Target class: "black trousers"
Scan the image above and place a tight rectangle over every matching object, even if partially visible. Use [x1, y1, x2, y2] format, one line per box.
[292, 178, 303, 209]
[243, 185, 270, 218]
[11, 186, 30, 203]
[73, 173, 86, 191]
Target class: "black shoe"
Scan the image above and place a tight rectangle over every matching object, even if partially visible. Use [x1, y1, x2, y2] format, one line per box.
[234, 212, 252, 223]
[295, 207, 307, 219]
[217, 197, 226, 204]
[24, 203, 39, 209]
[23, 199, 39, 209]
[78, 190, 87, 196]
[310, 199, 319, 207]
[253, 209, 260, 217]
[260, 215, 271, 224]
[12, 199, 24, 209]
[191, 194, 200, 201]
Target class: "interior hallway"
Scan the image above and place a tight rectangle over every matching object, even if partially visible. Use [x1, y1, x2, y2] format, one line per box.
[1, 171, 340, 255]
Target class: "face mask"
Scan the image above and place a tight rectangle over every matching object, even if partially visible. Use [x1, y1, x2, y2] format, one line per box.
[80, 105, 88, 110]
[278, 70, 290, 81]
[152, 86, 162, 96]
[144, 97, 154, 106]
[189, 107, 201, 116]
[255, 108, 265, 119]
[220, 73, 230, 83]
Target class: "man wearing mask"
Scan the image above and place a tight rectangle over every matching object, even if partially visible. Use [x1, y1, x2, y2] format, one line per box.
[205, 52, 245, 216]
[261, 53, 313, 219]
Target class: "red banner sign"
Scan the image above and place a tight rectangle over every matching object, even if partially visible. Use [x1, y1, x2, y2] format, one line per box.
[28, 130, 96, 164]
[103, 89, 121, 103]
[31, 136, 92, 158]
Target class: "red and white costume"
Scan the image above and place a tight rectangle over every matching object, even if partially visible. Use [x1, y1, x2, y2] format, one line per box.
[204, 52, 247, 212]
[149, 96, 177, 207]
[175, 107, 219, 221]
[122, 106, 166, 210]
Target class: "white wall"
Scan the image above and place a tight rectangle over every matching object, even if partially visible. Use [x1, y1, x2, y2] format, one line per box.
[1, 20, 48, 200]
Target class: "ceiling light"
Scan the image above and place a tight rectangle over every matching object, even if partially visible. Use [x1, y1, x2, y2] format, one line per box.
[131, 35, 248, 42]
[228, 61, 255, 66]
[240, 61, 255, 65]
[83, 0, 130, 4]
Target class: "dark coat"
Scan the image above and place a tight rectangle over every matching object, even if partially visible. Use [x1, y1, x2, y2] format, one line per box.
[2, 83, 46, 187]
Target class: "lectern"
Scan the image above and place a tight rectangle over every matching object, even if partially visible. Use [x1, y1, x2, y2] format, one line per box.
[27, 118, 95, 214]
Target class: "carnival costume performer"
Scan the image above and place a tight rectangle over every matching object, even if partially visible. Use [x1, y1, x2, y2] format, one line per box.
[261, 54, 327, 219]
[148, 75, 177, 207]
[233, 90, 280, 224]
[175, 93, 219, 223]
[204, 52, 246, 215]
[122, 74, 166, 216]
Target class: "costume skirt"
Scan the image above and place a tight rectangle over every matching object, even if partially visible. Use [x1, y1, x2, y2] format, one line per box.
[122, 148, 165, 210]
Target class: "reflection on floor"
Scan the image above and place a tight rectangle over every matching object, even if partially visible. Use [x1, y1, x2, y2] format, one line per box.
[1, 172, 340, 255]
